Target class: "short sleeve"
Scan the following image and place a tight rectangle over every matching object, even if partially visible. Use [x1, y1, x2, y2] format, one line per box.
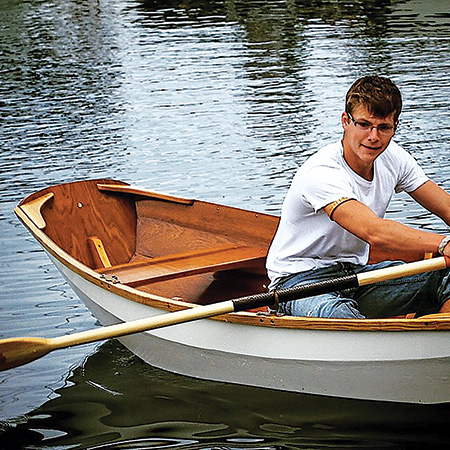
[392, 145, 429, 193]
[300, 164, 356, 213]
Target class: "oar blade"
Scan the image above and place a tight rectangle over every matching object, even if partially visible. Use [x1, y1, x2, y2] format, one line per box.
[0, 337, 52, 371]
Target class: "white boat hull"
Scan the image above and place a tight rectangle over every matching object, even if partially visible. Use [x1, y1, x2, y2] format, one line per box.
[50, 252, 450, 405]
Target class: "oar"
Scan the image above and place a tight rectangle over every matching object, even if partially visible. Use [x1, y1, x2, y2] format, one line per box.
[1, 256, 449, 371]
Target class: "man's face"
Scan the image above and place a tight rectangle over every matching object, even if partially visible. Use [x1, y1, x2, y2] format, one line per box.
[341, 104, 396, 176]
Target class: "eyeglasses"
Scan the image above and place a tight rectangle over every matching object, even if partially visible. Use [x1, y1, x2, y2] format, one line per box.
[347, 113, 396, 136]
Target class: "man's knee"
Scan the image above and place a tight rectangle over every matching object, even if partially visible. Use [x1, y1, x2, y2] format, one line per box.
[309, 298, 365, 319]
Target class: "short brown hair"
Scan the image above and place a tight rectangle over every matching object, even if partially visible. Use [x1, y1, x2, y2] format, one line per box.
[345, 76, 402, 124]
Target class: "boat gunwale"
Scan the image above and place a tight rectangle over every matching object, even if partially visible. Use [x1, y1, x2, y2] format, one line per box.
[14, 183, 450, 333]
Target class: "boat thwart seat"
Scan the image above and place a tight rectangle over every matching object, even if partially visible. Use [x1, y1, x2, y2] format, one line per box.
[96, 244, 267, 287]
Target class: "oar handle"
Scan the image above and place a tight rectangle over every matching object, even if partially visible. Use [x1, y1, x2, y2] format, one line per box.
[233, 274, 358, 312]
[357, 256, 449, 285]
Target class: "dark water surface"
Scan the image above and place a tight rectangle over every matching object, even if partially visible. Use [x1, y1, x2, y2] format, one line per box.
[1, 0, 450, 448]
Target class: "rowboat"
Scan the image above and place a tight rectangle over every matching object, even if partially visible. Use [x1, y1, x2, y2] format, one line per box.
[12, 179, 450, 404]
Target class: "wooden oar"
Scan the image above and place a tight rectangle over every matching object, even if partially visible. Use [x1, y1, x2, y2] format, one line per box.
[1, 256, 448, 371]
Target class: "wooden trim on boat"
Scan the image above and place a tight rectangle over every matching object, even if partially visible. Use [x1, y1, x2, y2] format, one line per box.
[19, 192, 54, 230]
[97, 183, 194, 205]
[230, 311, 450, 331]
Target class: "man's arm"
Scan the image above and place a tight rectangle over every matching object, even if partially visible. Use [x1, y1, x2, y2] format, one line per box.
[330, 191, 450, 262]
[409, 180, 450, 226]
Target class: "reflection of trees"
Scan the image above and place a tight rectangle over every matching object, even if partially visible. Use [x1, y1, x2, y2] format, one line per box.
[136, 1, 396, 37]
[0, 0, 127, 179]
[134, 1, 397, 145]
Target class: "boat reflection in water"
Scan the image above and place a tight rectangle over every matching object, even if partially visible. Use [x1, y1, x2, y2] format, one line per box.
[3, 339, 449, 449]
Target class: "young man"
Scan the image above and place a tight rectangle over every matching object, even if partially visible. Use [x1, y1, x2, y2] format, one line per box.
[266, 76, 450, 319]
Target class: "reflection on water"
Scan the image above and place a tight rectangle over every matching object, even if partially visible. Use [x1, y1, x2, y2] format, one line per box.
[1, 0, 450, 448]
[3, 340, 449, 449]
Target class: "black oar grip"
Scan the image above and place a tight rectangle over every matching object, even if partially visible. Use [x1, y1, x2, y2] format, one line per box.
[233, 274, 359, 312]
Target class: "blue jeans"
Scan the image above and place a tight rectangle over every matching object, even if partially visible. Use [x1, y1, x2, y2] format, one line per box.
[274, 261, 450, 319]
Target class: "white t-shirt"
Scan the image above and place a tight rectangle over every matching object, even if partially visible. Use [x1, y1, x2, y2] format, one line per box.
[266, 140, 428, 288]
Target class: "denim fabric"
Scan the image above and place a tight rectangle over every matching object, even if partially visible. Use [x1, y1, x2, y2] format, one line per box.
[275, 261, 450, 319]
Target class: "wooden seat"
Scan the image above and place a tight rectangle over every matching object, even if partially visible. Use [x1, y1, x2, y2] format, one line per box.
[96, 245, 267, 287]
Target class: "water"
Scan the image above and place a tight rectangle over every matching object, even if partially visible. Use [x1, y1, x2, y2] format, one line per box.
[1, 0, 449, 448]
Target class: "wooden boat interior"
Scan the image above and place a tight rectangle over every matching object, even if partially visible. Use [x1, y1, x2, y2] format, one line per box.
[17, 179, 279, 306]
